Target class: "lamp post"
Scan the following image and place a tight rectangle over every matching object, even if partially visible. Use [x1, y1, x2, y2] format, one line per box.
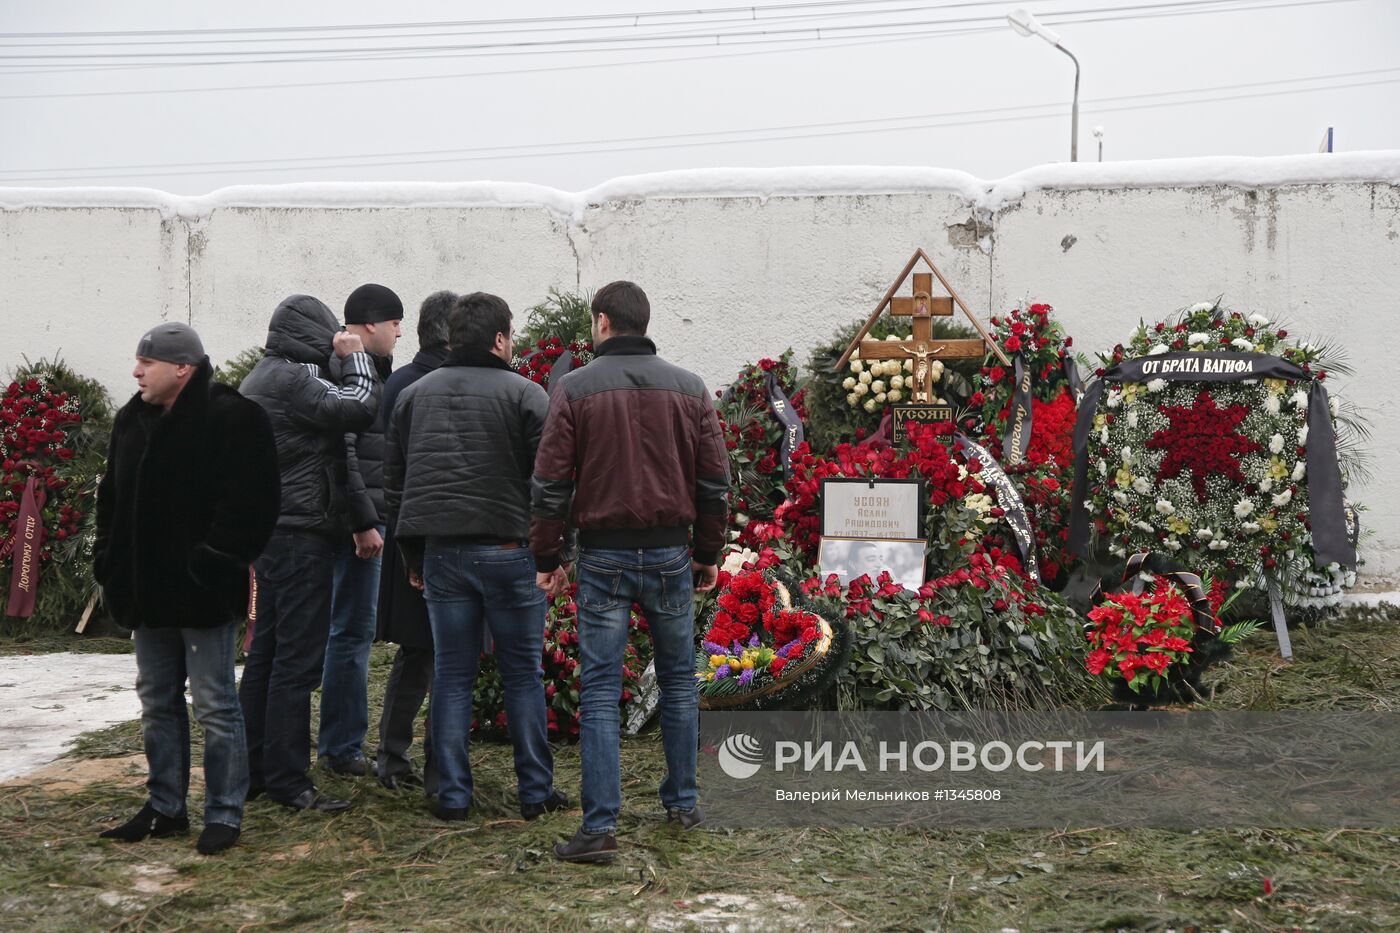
[1007, 8, 1080, 162]
[1092, 125, 1104, 162]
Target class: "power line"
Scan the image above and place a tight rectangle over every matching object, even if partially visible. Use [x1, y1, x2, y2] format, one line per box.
[0, 0, 1339, 63]
[2, 70, 1391, 183]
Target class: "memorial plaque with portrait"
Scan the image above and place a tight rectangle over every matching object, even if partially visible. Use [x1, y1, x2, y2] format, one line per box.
[817, 537, 927, 591]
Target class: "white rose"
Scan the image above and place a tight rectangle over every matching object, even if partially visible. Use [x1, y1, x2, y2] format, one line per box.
[1264, 395, 1281, 415]
[1121, 446, 1134, 464]
[1127, 410, 1139, 428]
[1248, 313, 1270, 326]
[858, 371, 872, 385]
[1231, 338, 1254, 351]
[889, 375, 904, 390]
[1190, 301, 1215, 313]
[850, 360, 863, 374]
[1290, 390, 1308, 409]
[1188, 332, 1210, 346]
[872, 380, 887, 395]
[884, 334, 900, 342]
[875, 392, 887, 403]
[887, 389, 902, 402]
[863, 398, 879, 413]
[1233, 499, 1254, 518]
[1147, 379, 1167, 393]
[846, 392, 859, 407]
[1148, 344, 1169, 355]
[1269, 434, 1285, 454]
[1196, 528, 1214, 541]
[1297, 426, 1308, 446]
[930, 361, 945, 379]
[1132, 477, 1151, 494]
[842, 377, 857, 390]
[720, 548, 758, 573]
[904, 359, 913, 373]
[1292, 461, 1306, 481]
[1272, 489, 1293, 507]
[1155, 499, 1175, 515]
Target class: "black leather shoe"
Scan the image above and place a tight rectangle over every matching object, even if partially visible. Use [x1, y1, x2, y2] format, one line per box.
[99, 803, 189, 842]
[430, 801, 470, 822]
[553, 827, 617, 863]
[321, 754, 372, 777]
[274, 788, 353, 813]
[379, 770, 423, 792]
[666, 806, 705, 830]
[196, 823, 241, 855]
[521, 788, 570, 821]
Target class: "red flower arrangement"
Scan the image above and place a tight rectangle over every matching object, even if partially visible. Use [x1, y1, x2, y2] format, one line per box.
[513, 335, 594, 391]
[1147, 390, 1262, 502]
[716, 351, 807, 546]
[1084, 575, 1232, 696]
[699, 566, 826, 693]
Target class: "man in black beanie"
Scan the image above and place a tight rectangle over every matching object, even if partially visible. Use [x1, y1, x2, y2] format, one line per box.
[316, 283, 403, 776]
[239, 296, 380, 812]
[95, 322, 280, 855]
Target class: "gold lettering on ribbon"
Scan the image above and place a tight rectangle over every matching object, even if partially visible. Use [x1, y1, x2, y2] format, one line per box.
[16, 515, 36, 592]
[1007, 365, 1032, 465]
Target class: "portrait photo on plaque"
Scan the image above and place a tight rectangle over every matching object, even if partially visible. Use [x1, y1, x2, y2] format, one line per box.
[820, 477, 924, 541]
[817, 537, 927, 591]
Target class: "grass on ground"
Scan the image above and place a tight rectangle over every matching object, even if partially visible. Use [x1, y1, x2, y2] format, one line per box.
[1, 609, 1397, 931]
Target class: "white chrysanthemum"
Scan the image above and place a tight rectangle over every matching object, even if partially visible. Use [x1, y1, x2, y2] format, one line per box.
[1112, 491, 1129, 505]
[1155, 499, 1175, 515]
[1105, 391, 1122, 408]
[1248, 313, 1270, 326]
[1292, 461, 1306, 481]
[871, 380, 886, 394]
[850, 360, 864, 373]
[1231, 338, 1255, 351]
[1196, 528, 1214, 541]
[853, 382, 868, 396]
[1209, 539, 1230, 551]
[1269, 434, 1285, 454]
[1260, 477, 1274, 492]
[1272, 489, 1294, 506]
[1264, 395, 1281, 415]
[1234, 499, 1254, 518]
[1097, 459, 1108, 477]
[1291, 390, 1308, 409]
[887, 389, 902, 402]
[1164, 538, 1182, 552]
[1188, 332, 1211, 346]
[1121, 447, 1134, 464]
[863, 398, 879, 413]
[1132, 477, 1151, 494]
[1147, 379, 1167, 393]
[846, 392, 859, 407]
[1135, 521, 1155, 533]
[842, 376, 857, 390]
[858, 371, 872, 385]
[1190, 301, 1215, 313]
[1127, 410, 1139, 428]
[1148, 343, 1169, 355]
[1242, 521, 1261, 534]
[1297, 426, 1308, 446]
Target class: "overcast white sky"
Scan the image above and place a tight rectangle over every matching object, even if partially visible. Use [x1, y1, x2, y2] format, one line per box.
[2, 0, 1397, 194]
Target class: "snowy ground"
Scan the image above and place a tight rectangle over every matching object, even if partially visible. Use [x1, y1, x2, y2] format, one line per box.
[0, 652, 140, 781]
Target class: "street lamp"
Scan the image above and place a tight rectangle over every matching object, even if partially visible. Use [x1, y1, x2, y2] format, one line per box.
[1092, 125, 1104, 162]
[1007, 8, 1080, 162]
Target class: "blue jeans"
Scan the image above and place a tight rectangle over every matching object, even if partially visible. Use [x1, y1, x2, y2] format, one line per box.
[318, 525, 385, 764]
[239, 529, 335, 800]
[575, 545, 698, 834]
[134, 620, 248, 828]
[423, 540, 554, 811]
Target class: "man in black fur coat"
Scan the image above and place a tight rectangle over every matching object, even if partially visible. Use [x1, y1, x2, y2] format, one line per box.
[94, 322, 279, 856]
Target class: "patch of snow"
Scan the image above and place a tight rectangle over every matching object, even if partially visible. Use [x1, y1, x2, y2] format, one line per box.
[3, 151, 1395, 225]
[1341, 590, 1400, 608]
[0, 652, 139, 780]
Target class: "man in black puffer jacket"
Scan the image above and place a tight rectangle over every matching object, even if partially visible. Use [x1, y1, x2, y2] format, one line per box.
[385, 292, 567, 822]
[238, 294, 381, 812]
[95, 322, 279, 856]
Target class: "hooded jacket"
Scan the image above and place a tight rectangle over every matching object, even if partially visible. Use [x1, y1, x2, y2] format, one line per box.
[94, 358, 280, 629]
[238, 294, 381, 536]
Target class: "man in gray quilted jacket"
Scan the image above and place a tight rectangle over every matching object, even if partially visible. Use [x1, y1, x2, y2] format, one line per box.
[384, 292, 568, 822]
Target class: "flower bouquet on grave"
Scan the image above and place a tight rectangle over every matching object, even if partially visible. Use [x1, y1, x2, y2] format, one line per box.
[1085, 552, 1258, 706]
[716, 351, 807, 547]
[696, 565, 849, 711]
[510, 289, 595, 391]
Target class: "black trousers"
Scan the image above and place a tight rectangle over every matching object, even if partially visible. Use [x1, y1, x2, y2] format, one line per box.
[239, 529, 335, 800]
[375, 644, 438, 793]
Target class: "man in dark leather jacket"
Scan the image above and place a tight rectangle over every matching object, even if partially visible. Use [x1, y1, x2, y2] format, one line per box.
[238, 294, 380, 813]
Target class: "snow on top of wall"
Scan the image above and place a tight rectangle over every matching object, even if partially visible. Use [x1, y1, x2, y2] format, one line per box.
[3, 151, 1397, 223]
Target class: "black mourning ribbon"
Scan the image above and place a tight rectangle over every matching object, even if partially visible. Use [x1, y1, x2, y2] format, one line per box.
[548, 350, 575, 399]
[956, 432, 1040, 584]
[766, 373, 805, 477]
[1068, 352, 1355, 569]
[1002, 351, 1034, 466]
[1090, 550, 1220, 635]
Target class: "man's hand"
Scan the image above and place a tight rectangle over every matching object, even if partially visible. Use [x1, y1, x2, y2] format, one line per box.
[353, 528, 383, 559]
[536, 566, 570, 598]
[692, 561, 718, 592]
[332, 330, 364, 358]
[408, 569, 425, 591]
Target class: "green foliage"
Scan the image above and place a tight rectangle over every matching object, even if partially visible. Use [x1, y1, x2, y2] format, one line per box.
[519, 288, 594, 348]
[212, 346, 265, 389]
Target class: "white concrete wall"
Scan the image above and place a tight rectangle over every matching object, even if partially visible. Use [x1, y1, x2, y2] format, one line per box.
[3, 159, 1398, 583]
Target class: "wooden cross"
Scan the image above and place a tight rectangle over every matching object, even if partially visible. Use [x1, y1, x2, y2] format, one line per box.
[835, 250, 1010, 403]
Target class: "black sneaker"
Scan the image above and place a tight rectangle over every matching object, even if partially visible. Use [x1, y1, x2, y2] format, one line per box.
[553, 827, 617, 863]
[520, 788, 570, 821]
[195, 823, 241, 855]
[666, 806, 705, 830]
[98, 803, 190, 842]
[274, 788, 353, 813]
